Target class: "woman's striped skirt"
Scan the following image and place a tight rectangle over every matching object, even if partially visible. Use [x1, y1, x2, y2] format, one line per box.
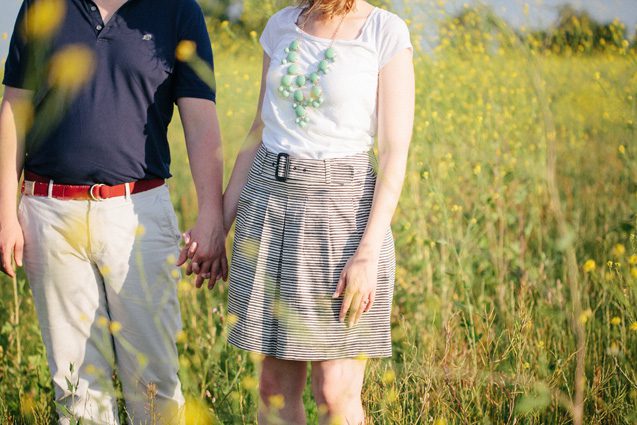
[227, 144, 395, 361]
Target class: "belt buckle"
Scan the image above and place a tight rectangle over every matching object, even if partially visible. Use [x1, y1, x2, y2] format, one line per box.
[89, 184, 106, 201]
[275, 153, 290, 182]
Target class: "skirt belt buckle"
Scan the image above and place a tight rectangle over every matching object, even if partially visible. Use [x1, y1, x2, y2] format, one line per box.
[275, 153, 290, 182]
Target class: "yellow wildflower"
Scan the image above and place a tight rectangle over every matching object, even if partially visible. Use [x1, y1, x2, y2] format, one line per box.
[109, 321, 122, 334]
[269, 394, 285, 410]
[583, 259, 596, 273]
[613, 244, 626, 257]
[176, 40, 197, 62]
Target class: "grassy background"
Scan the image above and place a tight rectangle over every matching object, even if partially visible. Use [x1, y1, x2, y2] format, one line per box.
[1, 7, 637, 425]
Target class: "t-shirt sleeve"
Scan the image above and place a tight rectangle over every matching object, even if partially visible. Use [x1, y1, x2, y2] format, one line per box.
[173, 1, 216, 103]
[378, 14, 412, 70]
[2, 1, 34, 90]
[259, 12, 279, 57]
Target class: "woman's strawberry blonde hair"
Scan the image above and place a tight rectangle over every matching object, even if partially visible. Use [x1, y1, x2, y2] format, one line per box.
[298, 0, 356, 19]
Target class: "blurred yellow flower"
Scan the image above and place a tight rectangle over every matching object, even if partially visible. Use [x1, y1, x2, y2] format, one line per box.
[610, 317, 621, 326]
[226, 313, 238, 326]
[85, 364, 97, 375]
[583, 259, 596, 273]
[109, 321, 122, 334]
[608, 342, 620, 355]
[631, 267, 637, 279]
[382, 369, 396, 385]
[612, 244, 626, 257]
[578, 309, 593, 324]
[268, 394, 285, 410]
[19, 393, 35, 418]
[241, 375, 258, 390]
[630, 322, 637, 332]
[176, 40, 197, 62]
[135, 224, 146, 237]
[25, 0, 66, 39]
[97, 315, 109, 327]
[618, 145, 625, 154]
[1, 33, 7, 40]
[184, 396, 214, 425]
[176, 330, 187, 344]
[629, 254, 637, 265]
[48, 45, 96, 92]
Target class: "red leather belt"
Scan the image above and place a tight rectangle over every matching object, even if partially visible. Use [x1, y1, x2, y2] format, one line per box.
[21, 171, 165, 201]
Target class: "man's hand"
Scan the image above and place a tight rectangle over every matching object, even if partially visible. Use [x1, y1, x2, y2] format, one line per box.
[177, 218, 228, 290]
[0, 214, 24, 278]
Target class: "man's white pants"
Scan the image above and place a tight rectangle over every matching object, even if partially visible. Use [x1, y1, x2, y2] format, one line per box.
[18, 185, 185, 424]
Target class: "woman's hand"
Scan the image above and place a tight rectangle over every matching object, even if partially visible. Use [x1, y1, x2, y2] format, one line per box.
[333, 249, 379, 327]
[177, 218, 228, 290]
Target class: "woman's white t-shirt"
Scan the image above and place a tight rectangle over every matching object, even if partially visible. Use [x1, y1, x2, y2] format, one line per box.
[259, 6, 412, 159]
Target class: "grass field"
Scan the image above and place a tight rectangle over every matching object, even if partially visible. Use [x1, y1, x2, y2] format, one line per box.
[1, 13, 637, 425]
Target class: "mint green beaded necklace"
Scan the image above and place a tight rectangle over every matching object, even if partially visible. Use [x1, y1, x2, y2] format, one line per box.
[278, 9, 347, 127]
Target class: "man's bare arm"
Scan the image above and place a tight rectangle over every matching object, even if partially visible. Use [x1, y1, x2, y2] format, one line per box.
[0, 86, 32, 277]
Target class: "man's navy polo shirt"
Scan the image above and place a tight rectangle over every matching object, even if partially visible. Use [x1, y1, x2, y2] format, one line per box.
[3, 0, 216, 185]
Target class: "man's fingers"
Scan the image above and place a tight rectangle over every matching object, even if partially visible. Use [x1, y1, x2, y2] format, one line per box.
[220, 255, 229, 281]
[186, 260, 194, 276]
[176, 232, 192, 266]
[176, 246, 189, 267]
[1, 247, 15, 278]
[14, 240, 24, 268]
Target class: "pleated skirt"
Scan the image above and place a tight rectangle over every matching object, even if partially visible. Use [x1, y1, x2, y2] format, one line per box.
[227, 144, 395, 361]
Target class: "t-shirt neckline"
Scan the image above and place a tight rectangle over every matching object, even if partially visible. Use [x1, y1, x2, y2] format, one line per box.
[292, 6, 378, 43]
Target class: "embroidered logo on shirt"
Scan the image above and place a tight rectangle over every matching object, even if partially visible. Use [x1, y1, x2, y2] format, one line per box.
[142, 34, 153, 41]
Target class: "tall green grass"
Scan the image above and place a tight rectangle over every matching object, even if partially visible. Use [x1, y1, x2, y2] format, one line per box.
[1, 12, 637, 425]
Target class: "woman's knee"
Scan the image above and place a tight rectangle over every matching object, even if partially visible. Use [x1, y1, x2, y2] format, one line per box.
[259, 357, 307, 403]
[311, 360, 366, 410]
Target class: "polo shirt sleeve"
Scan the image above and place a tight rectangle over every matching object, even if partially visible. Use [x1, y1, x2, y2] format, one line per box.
[173, 1, 216, 103]
[3, 1, 35, 90]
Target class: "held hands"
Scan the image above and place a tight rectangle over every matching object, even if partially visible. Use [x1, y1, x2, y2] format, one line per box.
[0, 215, 24, 278]
[333, 248, 379, 327]
[176, 217, 228, 290]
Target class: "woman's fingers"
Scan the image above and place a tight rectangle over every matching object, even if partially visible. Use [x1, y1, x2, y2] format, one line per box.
[194, 261, 212, 288]
[348, 292, 364, 327]
[208, 258, 221, 288]
[176, 232, 192, 266]
[339, 288, 355, 323]
[208, 259, 221, 290]
[363, 292, 375, 313]
[333, 274, 346, 299]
